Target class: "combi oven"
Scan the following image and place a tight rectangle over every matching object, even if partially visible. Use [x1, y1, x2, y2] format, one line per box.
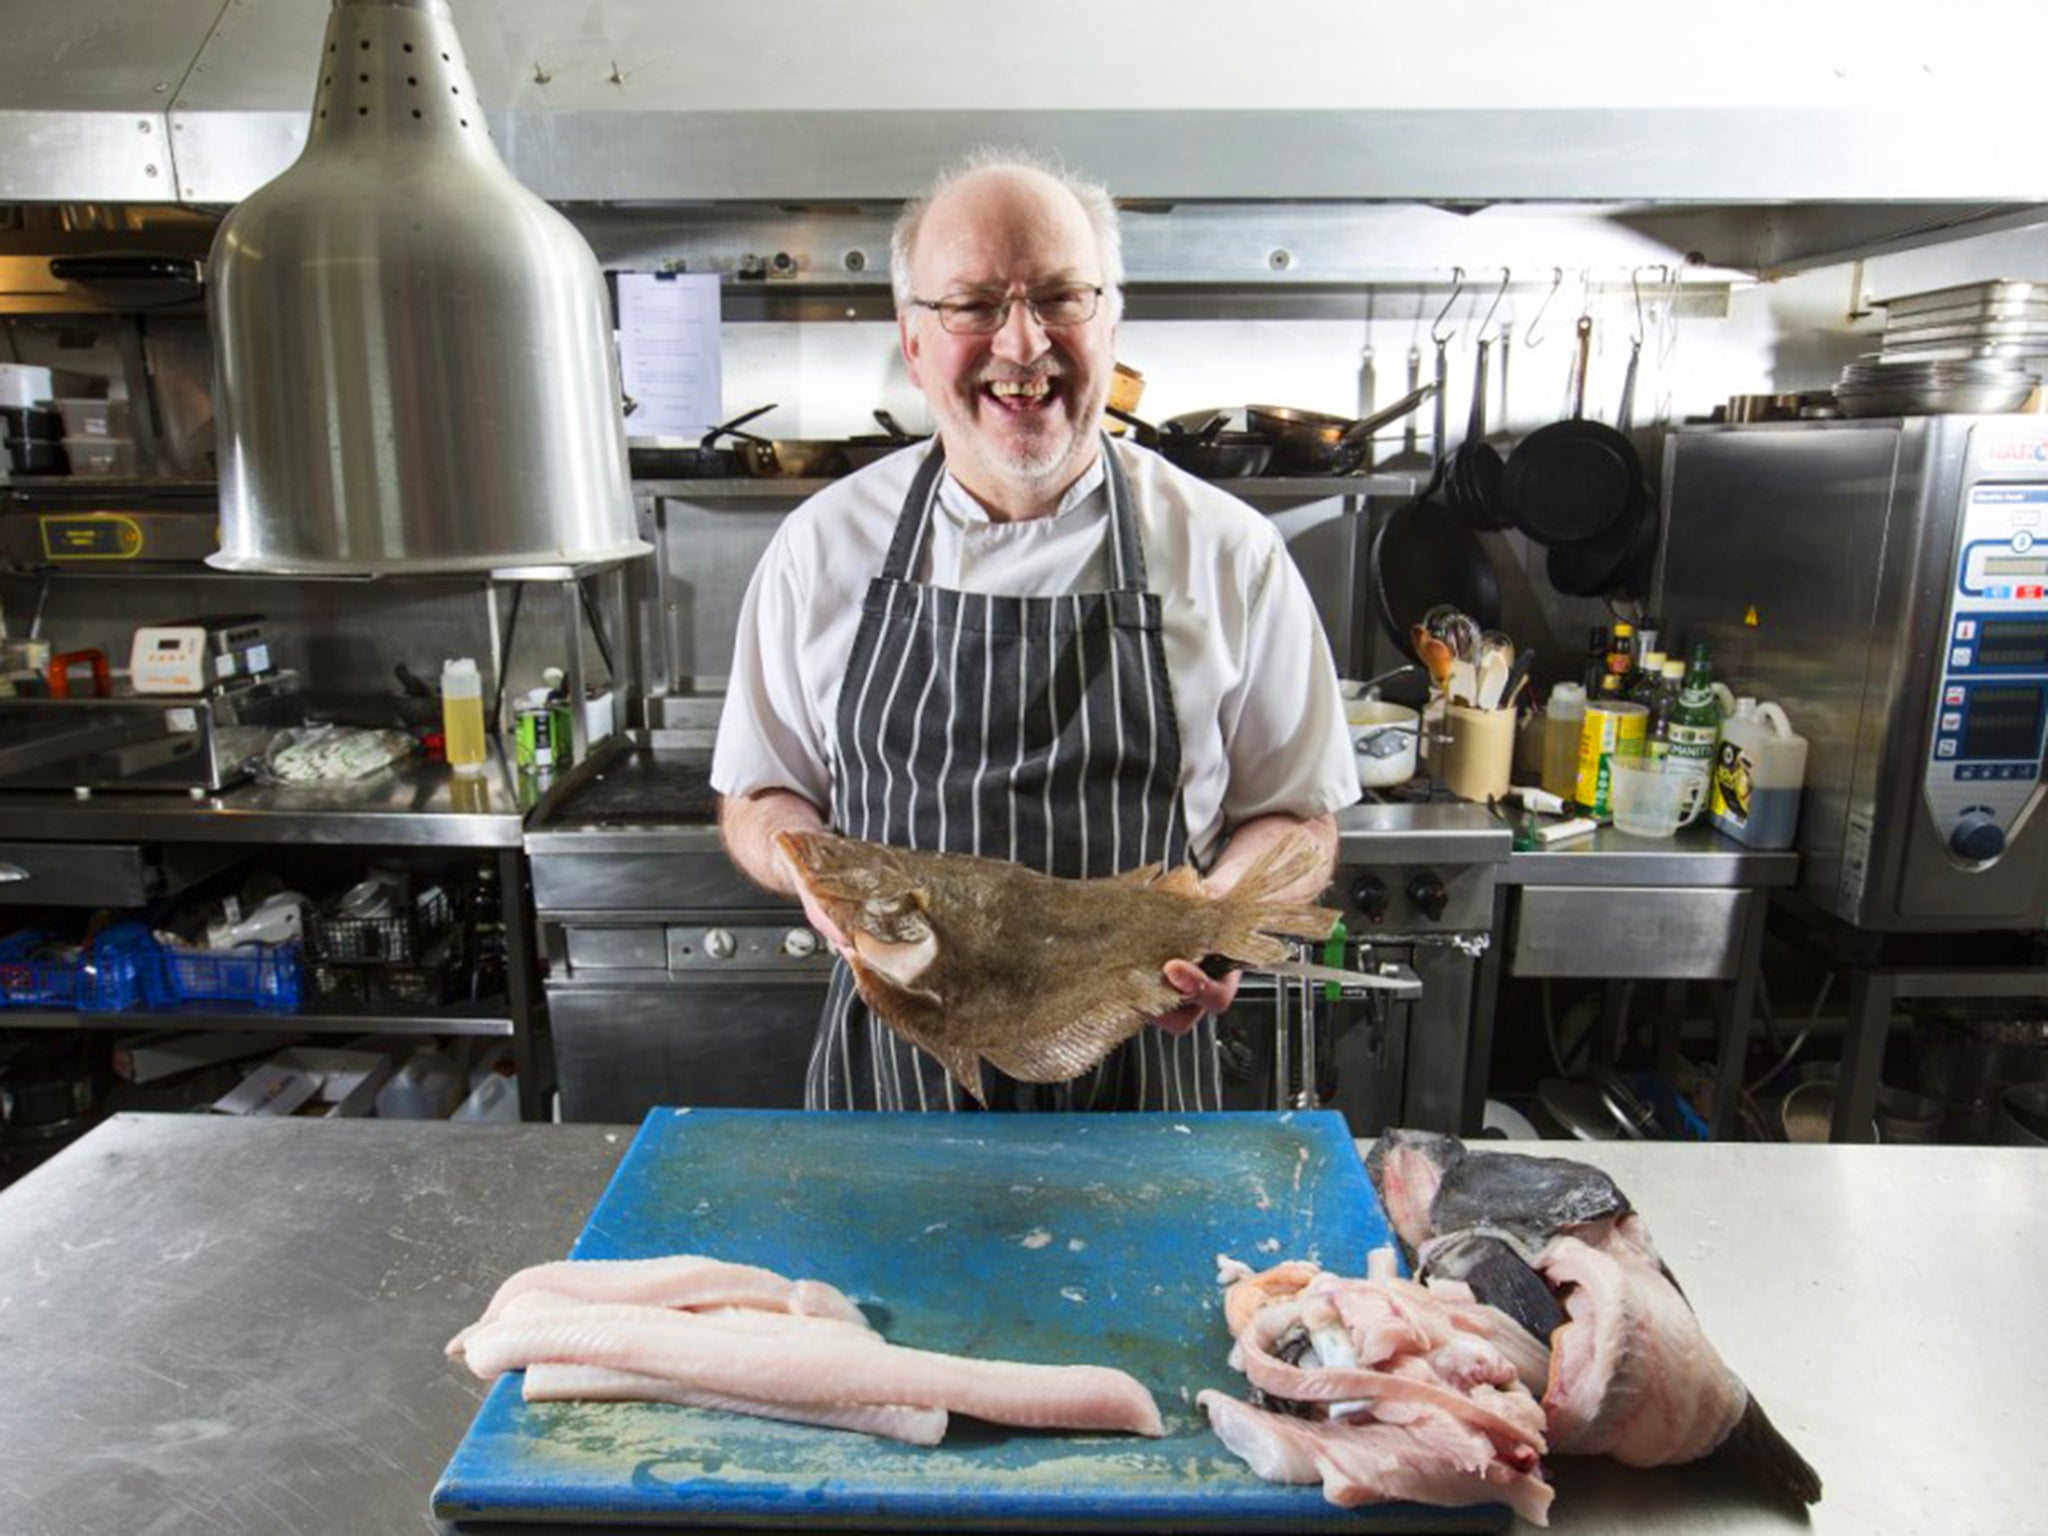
[1659, 416, 2048, 931]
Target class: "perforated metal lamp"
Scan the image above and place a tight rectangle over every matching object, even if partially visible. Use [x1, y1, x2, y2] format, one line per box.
[207, 0, 646, 575]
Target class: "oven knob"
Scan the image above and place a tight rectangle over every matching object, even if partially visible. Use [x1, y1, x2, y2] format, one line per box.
[783, 927, 819, 959]
[703, 928, 738, 961]
[1349, 873, 1390, 924]
[1950, 812, 2006, 863]
[1405, 871, 1449, 923]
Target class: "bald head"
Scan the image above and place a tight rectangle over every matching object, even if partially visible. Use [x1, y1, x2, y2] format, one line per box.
[890, 153, 1124, 323]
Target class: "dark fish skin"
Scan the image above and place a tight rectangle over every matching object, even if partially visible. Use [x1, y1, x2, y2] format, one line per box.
[777, 830, 1337, 1103]
[1365, 1129, 1822, 1509]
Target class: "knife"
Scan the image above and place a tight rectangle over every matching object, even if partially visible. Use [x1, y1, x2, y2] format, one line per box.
[1203, 956, 1423, 997]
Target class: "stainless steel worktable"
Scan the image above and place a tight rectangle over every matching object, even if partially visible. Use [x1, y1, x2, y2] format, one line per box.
[0, 1113, 2037, 1535]
[0, 745, 532, 848]
[1500, 822, 1798, 888]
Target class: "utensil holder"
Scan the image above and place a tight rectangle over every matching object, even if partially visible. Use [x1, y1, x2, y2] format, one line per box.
[1441, 704, 1514, 802]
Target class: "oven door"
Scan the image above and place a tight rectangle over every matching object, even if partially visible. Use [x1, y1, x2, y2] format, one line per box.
[548, 978, 826, 1123]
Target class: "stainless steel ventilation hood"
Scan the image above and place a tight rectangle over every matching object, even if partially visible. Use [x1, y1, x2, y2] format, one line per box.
[6, 0, 2048, 214]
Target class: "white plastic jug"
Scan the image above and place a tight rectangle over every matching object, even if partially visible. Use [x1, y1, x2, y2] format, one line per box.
[374, 1046, 465, 1119]
[1711, 698, 1808, 849]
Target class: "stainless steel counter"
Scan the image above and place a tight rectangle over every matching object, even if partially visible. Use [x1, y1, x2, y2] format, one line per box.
[1500, 823, 1799, 889]
[0, 744, 532, 848]
[1, 1114, 2038, 1535]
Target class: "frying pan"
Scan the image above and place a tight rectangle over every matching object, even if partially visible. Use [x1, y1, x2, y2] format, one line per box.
[843, 408, 927, 471]
[1371, 456, 1503, 655]
[624, 403, 776, 479]
[1106, 406, 1273, 478]
[1442, 338, 1511, 531]
[1543, 340, 1656, 598]
[1245, 383, 1437, 476]
[1503, 317, 1641, 546]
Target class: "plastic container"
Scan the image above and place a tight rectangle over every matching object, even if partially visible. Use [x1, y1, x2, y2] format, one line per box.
[1541, 683, 1586, 801]
[374, 1046, 465, 1119]
[158, 941, 304, 1011]
[50, 397, 130, 439]
[441, 657, 487, 775]
[1711, 698, 1808, 849]
[451, 1071, 520, 1124]
[61, 436, 137, 476]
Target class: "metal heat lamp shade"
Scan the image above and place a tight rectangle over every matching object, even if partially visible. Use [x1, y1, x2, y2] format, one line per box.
[207, 0, 646, 575]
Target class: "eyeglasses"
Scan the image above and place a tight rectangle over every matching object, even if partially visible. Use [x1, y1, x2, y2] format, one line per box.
[910, 284, 1104, 336]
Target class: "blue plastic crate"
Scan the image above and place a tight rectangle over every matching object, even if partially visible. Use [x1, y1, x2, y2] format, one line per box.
[159, 940, 304, 1012]
[0, 922, 157, 1012]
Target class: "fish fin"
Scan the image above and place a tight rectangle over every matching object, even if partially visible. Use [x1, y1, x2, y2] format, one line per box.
[1210, 834, 1340, 951]
[1154, 864, 1205, 898]
[984, 969, 1175, 1083]
[1714, 1392, 1823, 1507]
[1112, 861, 1167, 887]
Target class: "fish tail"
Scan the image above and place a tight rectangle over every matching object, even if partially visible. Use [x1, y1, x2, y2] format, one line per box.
[1211, 833, 1339, 958]
[1714, 1392, 1823, 1507]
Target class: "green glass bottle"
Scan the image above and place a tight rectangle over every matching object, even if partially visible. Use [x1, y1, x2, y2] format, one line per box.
[1666, 642, 1721, 782]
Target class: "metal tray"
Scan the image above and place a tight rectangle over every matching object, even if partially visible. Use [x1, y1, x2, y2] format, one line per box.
[1879, 280, 2048, 320]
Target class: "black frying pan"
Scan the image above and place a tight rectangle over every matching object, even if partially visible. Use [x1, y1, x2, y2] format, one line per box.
[1443, 337, 1511, 532]
[1504, 317, 1642, 546]
[1548, 488, 1659, 599]
[1372, 458, 1503, 654]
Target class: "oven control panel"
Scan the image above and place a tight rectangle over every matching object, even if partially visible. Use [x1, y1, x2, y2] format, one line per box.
[1927, 482, 2048, 864]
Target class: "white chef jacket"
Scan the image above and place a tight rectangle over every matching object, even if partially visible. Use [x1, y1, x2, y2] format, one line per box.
[710, 435, 1359, 862]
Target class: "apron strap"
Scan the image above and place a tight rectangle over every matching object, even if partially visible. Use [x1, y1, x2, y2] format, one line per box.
[878, 435, 1150, 594]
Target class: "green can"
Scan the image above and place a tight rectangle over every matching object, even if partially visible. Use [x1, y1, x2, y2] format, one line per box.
[513, 702, 558, 773]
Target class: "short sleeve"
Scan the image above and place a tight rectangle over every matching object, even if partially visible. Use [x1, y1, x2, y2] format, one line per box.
[1216, 534, 1360, 823]
[709, 526, 834, 808]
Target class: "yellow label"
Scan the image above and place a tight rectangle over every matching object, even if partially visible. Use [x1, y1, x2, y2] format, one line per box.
[1575, 703, 1648, 813]
[40, 513, 143, 559]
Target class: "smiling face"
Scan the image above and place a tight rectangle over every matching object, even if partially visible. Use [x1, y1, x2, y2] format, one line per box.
[898, 167, 1116, 520]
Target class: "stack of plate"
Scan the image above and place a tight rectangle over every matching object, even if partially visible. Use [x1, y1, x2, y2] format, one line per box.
[1875, 280, 2048, 360]
[1835, 356, 2039, 418]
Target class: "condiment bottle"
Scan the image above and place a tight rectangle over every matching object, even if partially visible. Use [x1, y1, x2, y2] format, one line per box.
[441, 656, 488, 776]
[1542, 682, 1586, 801]
[1666, 643, 1722, 785]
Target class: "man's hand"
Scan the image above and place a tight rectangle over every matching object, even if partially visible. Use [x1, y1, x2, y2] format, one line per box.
[1155, 958, 1241, 1036]
[719, 788, 851, 959]
[1147, 811, 1337, 1035]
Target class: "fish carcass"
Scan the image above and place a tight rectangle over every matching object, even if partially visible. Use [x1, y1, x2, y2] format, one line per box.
[776, 829, 1337, 1101]
[1366, 1129, 1822, 1506]
[1198, 1250, 1557, 1526]
[448, 1254, 1164, 1442]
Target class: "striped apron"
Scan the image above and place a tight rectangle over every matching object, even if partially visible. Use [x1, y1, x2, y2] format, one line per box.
[805, 438, 1225, 1112]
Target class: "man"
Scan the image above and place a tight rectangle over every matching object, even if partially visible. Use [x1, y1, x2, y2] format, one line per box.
[713, 151, 1357, 1111]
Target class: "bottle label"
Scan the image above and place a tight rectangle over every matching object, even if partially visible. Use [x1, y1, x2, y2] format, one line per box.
[1711, 740, 1753, 825]
[1667, 722, 1717, 771]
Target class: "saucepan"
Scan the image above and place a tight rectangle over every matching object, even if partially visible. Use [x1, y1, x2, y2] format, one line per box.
[1105, 406, 1274, 479]
[1345, 695, 1420, 788]
[1245, 383, 1438, 475]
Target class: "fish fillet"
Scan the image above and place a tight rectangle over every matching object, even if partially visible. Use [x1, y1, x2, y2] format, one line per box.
[446, 1255, 865, 1357]
[1199, 1390, 1555, 1527]
[1204, 1254, 1554, 1523]
[521, 1363, 948, 1446]
[458, 1297, 1164, 1437]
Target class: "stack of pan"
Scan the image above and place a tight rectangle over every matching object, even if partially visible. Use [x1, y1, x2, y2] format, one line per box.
[1501, 318, 1656, 600]
[1849, 281, 2047, 416]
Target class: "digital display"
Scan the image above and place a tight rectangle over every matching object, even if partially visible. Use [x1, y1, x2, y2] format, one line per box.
[1985, 556, 2048, 576]
[1979, 618, 2048, 668]
[157, 637, 183, 651]
[1963, 684, 2046, 761]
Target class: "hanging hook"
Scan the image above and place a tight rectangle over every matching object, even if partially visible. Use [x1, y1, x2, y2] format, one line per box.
[1429, 267, 1466, 345]
[1630, 266, 1649, 347]
[1523, 267, 1563, 349]
[1477, 267, 1511, 343]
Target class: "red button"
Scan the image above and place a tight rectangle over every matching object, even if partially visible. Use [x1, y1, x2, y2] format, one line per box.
[2020, 585, 2045, 600]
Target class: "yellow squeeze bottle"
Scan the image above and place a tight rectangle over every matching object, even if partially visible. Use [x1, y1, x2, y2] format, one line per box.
[441, 657, 488, 776]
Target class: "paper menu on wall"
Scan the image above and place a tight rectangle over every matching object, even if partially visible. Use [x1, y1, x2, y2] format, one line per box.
[616, 272, 722, 438]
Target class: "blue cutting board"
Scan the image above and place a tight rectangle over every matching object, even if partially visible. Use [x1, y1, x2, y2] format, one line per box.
[433, 1109, 1509, 1531]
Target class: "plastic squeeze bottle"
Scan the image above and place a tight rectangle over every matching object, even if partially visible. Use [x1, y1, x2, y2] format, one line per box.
[441, 657, 488, 775]
[1542, 683, 1586, 801]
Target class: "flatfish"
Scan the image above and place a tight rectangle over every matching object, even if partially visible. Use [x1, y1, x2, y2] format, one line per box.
[776, 830, 1338, 1102]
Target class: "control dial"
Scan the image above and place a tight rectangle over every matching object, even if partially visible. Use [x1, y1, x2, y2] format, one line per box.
[783, 927, 820, 959]
[1350, 873, 1390, 925]
[703, 928, 738, 961]
[1405, 871, 1449, 923]
[1950, 812, 2006, 863]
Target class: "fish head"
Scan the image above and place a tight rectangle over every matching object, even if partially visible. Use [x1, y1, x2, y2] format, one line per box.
[776, 830, 940, 990]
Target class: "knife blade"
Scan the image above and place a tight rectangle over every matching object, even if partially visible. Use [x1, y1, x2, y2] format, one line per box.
[1217, 958, 1423, 997]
